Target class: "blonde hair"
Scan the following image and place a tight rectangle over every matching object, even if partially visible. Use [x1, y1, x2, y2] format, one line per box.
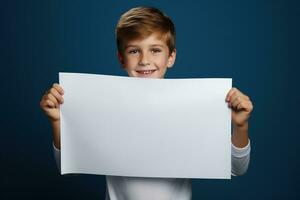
[115, 7, 176, 55]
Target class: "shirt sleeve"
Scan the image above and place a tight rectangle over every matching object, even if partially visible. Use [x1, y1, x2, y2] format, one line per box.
[231, 140, 251, 176]
[53, 143, 61, 173]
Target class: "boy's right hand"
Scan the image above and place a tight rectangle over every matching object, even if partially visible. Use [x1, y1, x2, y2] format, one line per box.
[40, 83, 64, 122]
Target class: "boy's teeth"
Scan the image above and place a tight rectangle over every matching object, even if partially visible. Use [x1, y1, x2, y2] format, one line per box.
[138, 70, 155, 74]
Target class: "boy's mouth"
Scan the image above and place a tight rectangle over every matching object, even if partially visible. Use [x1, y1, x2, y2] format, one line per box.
[136, 69, 157, 76]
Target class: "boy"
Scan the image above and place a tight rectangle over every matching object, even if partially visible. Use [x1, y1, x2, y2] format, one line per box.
[40, 7, 253, 200]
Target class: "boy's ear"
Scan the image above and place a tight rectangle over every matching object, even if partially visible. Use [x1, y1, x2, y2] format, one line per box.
[117, 51, 125, 68]
[167, 49, 177, 68]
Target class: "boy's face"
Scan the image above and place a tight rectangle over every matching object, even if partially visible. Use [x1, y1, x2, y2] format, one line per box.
[118, 33, 176, 79]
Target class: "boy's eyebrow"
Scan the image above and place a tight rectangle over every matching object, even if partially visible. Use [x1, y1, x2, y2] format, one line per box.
[125, 45, 139, 49]
[125, 44, 165, 49]
[150, 44, 165, 47]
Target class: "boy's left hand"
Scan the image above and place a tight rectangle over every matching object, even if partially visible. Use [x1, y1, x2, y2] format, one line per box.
[226, 87, 253, 127]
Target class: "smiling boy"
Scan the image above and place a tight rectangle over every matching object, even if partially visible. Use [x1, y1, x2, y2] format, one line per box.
[40, 7, 253, 200]
[118, 33, 176, 78]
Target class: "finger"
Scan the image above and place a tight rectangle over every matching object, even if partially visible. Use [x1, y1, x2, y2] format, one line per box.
[50, 87, 64, 104]
[244, 95, 250, 101]
[230, 94, 247, 109]
[40, 98, 55, 110]
[226, 87, 240, 101]
[229, 92, 249, 104]
[45, 99, 56, 108]
[53, 83, 64, 95]
[229, 93, 242, 107]
[234, 100, 253, 112]
[230, 97, 242, 109]
[244, 100, 254, 112]
[236, 101, 250, 112]
[46, 93, 59, 107]
[229, 94, 245, 104]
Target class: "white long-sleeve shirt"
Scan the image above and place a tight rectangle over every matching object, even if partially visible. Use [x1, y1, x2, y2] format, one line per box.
[53, 140, 250, 200]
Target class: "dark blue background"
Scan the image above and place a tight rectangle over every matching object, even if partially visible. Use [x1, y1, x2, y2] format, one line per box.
[1, 0, 299, 199]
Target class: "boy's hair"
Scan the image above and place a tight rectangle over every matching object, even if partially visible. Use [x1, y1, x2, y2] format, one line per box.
[116, 7, 176, 55]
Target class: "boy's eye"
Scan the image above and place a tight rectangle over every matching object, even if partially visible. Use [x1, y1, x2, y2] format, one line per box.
[151, 48, 162, 53]
[128, 49, 139, 54]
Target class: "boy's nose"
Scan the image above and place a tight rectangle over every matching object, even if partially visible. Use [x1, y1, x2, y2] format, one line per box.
[138, 53, 150, 66]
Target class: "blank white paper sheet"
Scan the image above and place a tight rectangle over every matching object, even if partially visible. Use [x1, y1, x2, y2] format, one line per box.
[59, 72, 232, 179]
